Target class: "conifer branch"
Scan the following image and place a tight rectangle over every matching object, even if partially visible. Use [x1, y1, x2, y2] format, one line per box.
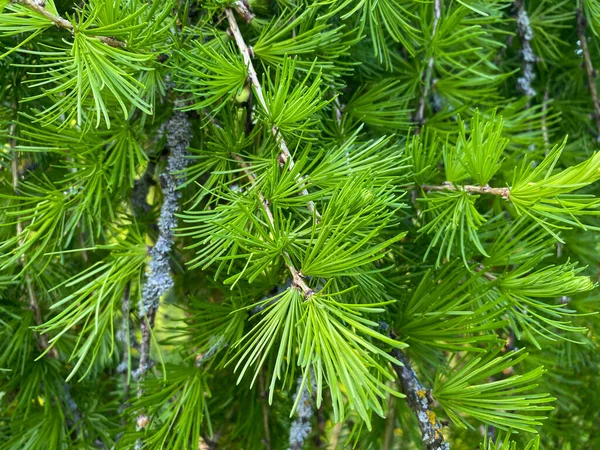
[18, 0, 127, 48]
[231, 153, 315, 297]
[226, 8, 321, 220]
[421, 183, 510, 200]
[576, 5, 600, 137]
[415, 0, 441, 130]
[390, 347, 449, 450]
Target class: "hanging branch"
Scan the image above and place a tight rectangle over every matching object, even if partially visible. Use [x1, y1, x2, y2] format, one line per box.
[576, 5, 600, 137]
[225, 8, 320, 220]
[390, 346, 449, 450]
[415, 0, 441, 130]
[18, 0, 126, 47]
[515, 0, 537, 98]
[421, 183, 510, 199]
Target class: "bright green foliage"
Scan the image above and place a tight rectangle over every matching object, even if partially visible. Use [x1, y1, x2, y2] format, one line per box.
[0, 1, 600, 450]
[434, 349, 555, 433]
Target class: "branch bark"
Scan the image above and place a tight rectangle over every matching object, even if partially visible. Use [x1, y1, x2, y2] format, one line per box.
[135, 110, 191, 439]
[390, 347, 449, 450]
[515, 0, 537, 98]
[577, 6, 600, 137]
[226, 8, 320, 220]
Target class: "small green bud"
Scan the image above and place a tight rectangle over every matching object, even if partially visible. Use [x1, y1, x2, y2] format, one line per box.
[235, 84, 251, 104]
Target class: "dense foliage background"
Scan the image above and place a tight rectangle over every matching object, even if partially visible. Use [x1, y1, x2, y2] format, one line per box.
[1, 0, 600, 449]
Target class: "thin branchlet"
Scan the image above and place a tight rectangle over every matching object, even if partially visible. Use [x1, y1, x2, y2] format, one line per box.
[9, 103, 56, 356]
[422, 183, 510, 200]
[18, 0, 126, 47]
[232, 152, 314, 297]
[226, 8, 320, 220]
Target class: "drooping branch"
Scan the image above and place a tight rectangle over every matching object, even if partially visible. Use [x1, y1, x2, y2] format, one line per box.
[226, 8, 320, 220]
[415, 0, 441, 130]
[421, 183, 510, 200]
[18, 0, 126, 48]
[390, 346, 449, 450]
[576, 5, 600, 137]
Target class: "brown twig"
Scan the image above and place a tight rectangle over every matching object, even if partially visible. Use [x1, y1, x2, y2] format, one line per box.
[415, 0, 441, 131]
[421, 183, 510, 200]
[226, 8, 320, 220]
[19, 0, 126, 47]
[577, 5, 600, 137]
[390, 344, 449, 450]
[233, 0, 255, 23]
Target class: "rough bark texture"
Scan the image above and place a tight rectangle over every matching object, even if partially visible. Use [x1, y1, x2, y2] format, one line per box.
[391, 349, 450, 450]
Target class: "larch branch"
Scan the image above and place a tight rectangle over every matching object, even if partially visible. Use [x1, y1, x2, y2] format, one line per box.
[19, 0, 126, 48]
[231, 153, 314, 298]
[226, 8, 320, 220]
